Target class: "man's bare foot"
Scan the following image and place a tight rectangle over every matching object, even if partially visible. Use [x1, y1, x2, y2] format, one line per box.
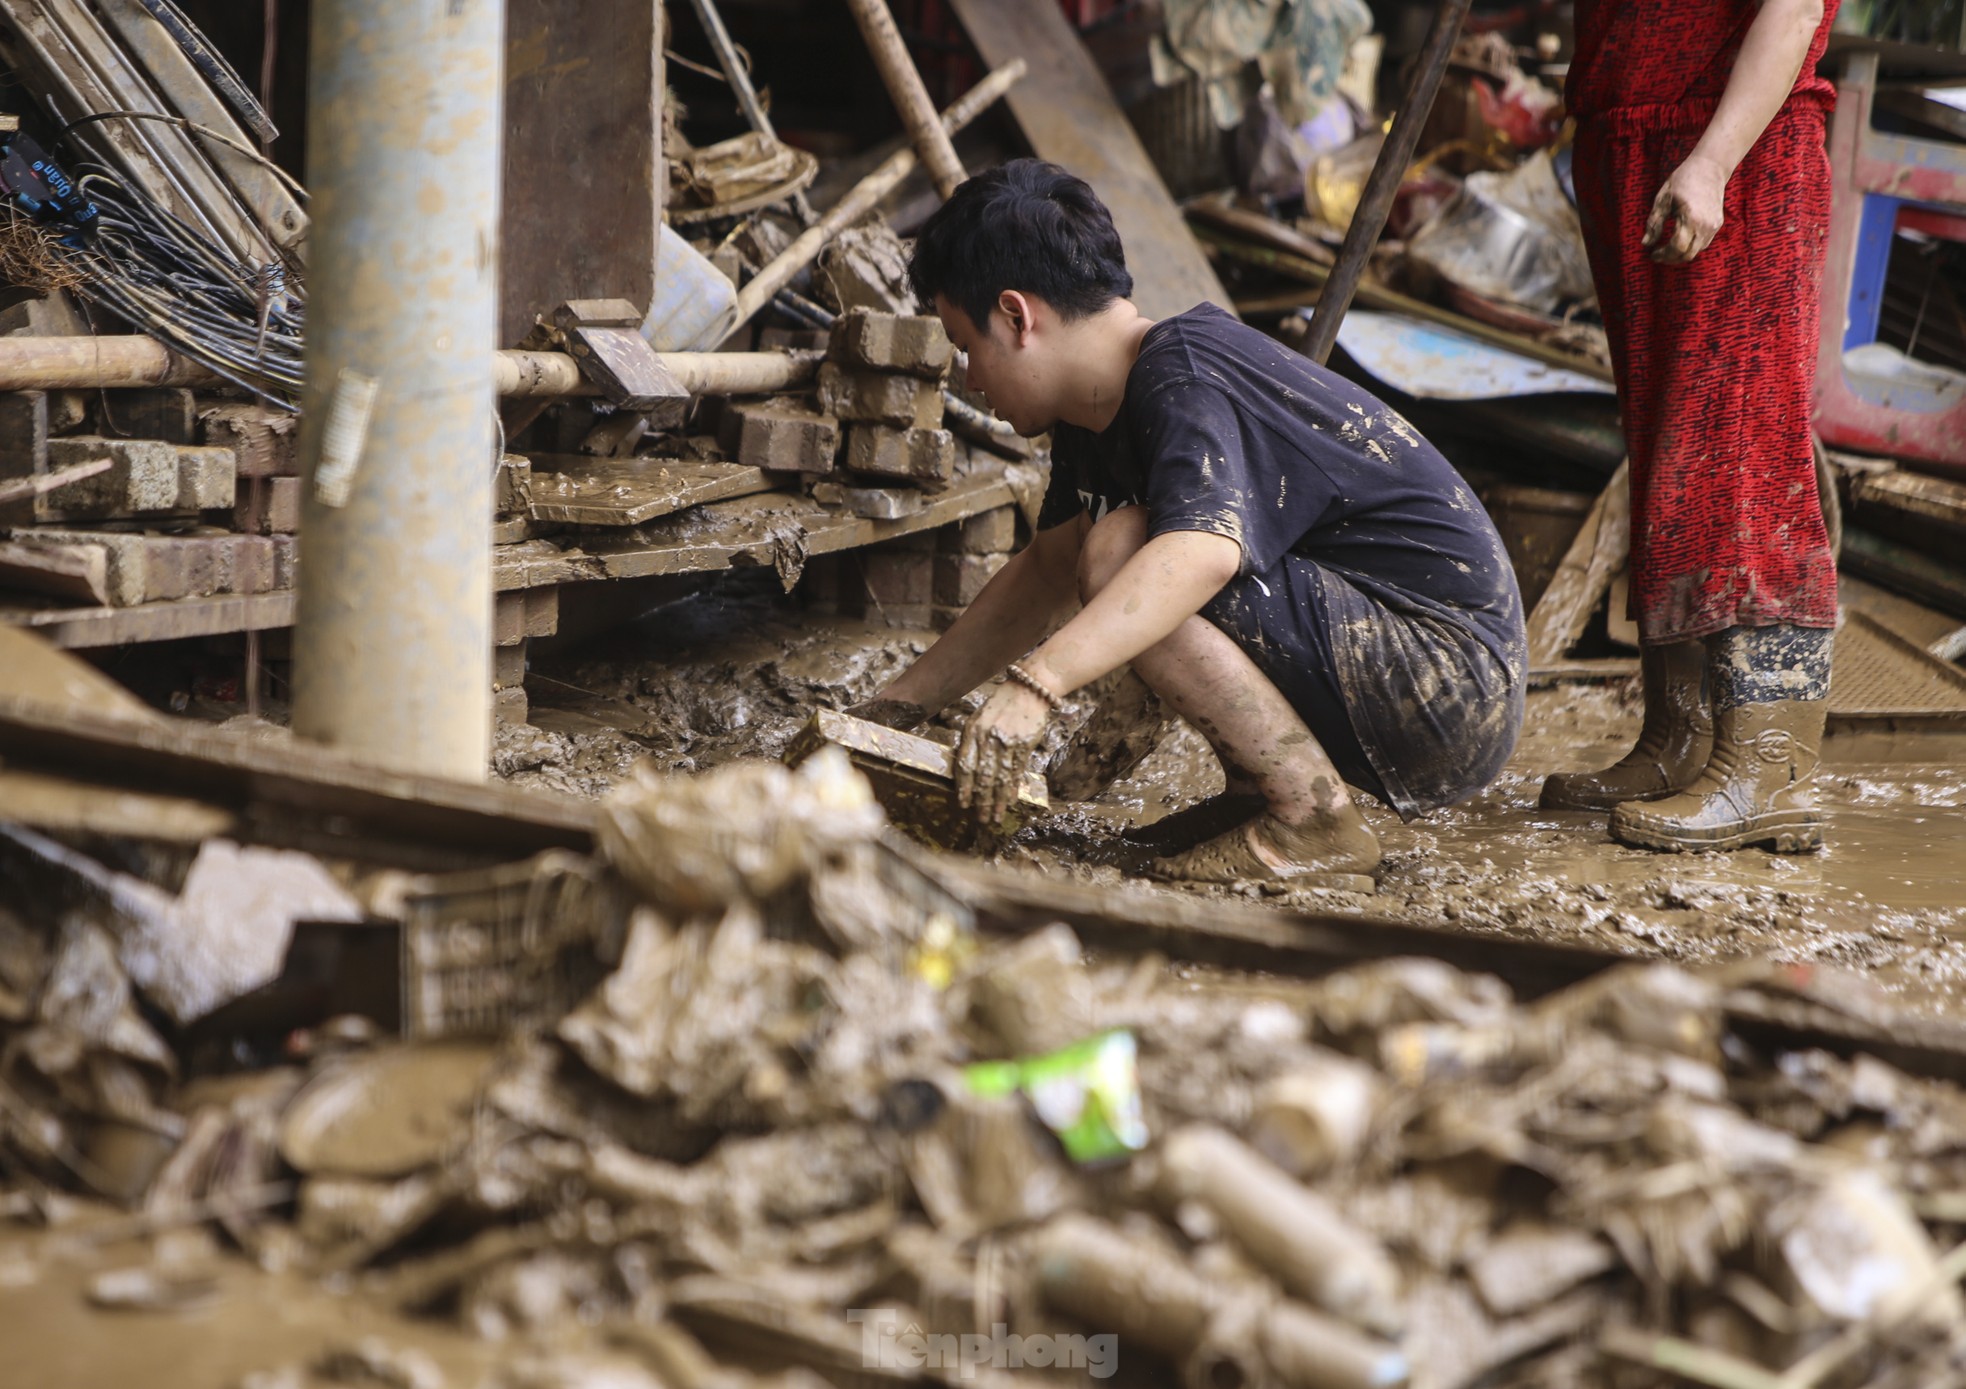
[1123, 791, 1266, 854]
[1149, 810, 1380, 891]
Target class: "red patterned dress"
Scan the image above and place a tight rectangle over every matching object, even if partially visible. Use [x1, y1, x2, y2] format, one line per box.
[1567, 0, 1841, 644]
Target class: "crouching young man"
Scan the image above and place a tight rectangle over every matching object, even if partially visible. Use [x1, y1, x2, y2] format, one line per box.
[855, 159, 1527, 889]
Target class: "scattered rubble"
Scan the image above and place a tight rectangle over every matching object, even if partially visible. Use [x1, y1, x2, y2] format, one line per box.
[6, 751, 1966, 1388]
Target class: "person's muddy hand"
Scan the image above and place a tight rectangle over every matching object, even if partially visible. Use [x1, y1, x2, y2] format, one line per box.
[844, 697, 930, 732]
[955, 683, 1049, 831]
[1644, 154, 1727, 265]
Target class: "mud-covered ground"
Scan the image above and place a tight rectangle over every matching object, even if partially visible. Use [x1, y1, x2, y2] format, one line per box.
[501, 577, 1966, 1016]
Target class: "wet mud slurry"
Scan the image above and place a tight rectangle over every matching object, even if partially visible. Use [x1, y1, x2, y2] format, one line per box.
[505, 584, 1966, 1017]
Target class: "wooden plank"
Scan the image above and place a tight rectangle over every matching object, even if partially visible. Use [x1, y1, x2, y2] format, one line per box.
[945, 0, 1231, 322]
[1525, 460, 1629, 666]
[0, 455, 113, 505]
[0, 693, 595, 866]
[524, 457, 778, 526]
[0, 767, 235, 842]
[0, 540, 110, 606]
[0, 622, 159, 720]
[1851, 467, 1966, 534]
[0, 591, 296, 649]
[500, 0, 663, 347]
[495, 468, 1019, 590]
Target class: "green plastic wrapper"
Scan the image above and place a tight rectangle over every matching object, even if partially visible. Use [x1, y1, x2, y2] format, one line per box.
[962, 1029, 1150, 1163]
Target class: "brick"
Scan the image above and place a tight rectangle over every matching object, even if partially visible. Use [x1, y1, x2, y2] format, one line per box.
[199, 403, 298, 478]
[950, 505, 1018, 555]
[174, 446, 237, 511]
[730, 401, 841, 473]
[43, 437, 180, 516]
[493, 684, 529, 726]
[934, 552, 1007, 607]
[872, 603, 932, 629]
[225, 535, 277, 594]
[17, 531, 236, 606]
[234, 475, 301, 534]
[845, 425, 955, 488]
[870, 529, 939, 554]
[830, 308, 952, 377]
[841, 485, 923, 520]
[0, 391, 48, 479]
[817, 363, 942, 430]
[16, 530, 144, 605]
[493, 639, 527, 690]
[99, 388, 195, 444]
[932, 605, 965, 632]
[857, 550, 933, 608]
[495, 454, 533, 515]
[48, 392, 86, 435]
[495, 586, 559, 645]
[271, 534, 299, 591]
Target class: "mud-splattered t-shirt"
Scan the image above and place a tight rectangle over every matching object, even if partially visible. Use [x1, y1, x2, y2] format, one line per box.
[1040, 303, 1523, 670]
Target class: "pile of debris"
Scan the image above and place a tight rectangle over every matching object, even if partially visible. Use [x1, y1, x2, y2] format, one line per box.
[6, 751, 1966, 1387]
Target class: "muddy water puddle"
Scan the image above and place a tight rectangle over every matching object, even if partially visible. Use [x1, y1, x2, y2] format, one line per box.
[512, 590, 1966, 1012]
[0, 1230, 506, 1389]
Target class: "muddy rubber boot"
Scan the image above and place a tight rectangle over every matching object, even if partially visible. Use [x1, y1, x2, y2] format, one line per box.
[1608, 697, 1825, 852]
[1539, 641, 1711, 811]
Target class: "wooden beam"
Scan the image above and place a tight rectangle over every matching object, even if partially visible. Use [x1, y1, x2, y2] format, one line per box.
[946, 0, 1232, 322]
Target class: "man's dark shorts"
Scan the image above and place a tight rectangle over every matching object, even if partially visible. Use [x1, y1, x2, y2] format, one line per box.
[1202, 553, 1523, 818]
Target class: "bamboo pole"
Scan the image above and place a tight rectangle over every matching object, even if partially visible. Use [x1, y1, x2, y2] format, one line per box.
[1298, 0, 1475, 365]
[842, 0, 967, 200]
[732, 59, 1026, 329]
[0, 338, 820, 400]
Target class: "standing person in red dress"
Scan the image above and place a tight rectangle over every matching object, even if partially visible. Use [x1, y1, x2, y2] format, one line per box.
[1540, 0, 1842, 853]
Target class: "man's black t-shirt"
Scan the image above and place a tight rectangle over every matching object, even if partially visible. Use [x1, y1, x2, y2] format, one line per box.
[1039, 303, 1523, 672]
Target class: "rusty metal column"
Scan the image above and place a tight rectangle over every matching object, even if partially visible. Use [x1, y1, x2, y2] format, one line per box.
[292, 0, 503, 779]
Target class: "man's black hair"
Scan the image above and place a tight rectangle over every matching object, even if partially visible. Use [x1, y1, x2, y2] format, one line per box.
[908, 158, 1133, 332]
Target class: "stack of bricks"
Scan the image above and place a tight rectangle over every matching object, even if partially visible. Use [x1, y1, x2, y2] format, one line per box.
[718, 308, 958, 522]
[0, 388, 300, 608]
[820, 307, 956, 518]
[803, 501, 1021, 630]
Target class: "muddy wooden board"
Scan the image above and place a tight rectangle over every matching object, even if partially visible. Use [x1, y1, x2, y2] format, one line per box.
[0, 767, 235, 841]
[1525, 460, 1628, 666]
[0, 540, 109, 607]
[0, 694, 594, 867]
[524, 457, 778, 526]
[785, 708, 1046, 848]
[500, 0, 663, 348]
[946, 0, 1230, 322]
[495, 468, 1020, 590]
[0, 591, 296, 649]
[1852, 466, 1966, 530]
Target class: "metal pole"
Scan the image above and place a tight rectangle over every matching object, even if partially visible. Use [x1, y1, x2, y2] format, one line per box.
[682, 0, 816, 222]
[684, 0, 776, 145]
[1298, 0, 1473, 366]
[291, 0, 502, 779]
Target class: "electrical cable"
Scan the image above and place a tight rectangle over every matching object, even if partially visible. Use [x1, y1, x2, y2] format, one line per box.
[44, 163, 305, 409]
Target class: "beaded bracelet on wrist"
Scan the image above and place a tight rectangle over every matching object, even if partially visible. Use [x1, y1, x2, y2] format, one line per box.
[1003, 661, 1066, 711]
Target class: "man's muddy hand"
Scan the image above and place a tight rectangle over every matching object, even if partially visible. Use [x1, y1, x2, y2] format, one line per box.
[1644, 154, 1727, 265]
[955, 682, 1049, 830]
[843, 697, 930, 732]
